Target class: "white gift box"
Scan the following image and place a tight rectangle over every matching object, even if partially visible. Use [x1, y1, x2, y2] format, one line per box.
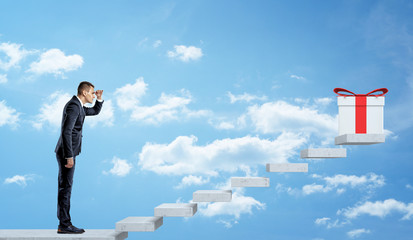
[337, 96, 385, 135]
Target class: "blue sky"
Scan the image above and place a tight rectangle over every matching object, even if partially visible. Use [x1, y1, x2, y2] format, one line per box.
[1, 1, 413, 239]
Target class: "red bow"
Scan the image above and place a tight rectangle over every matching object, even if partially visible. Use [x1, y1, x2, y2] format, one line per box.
[334, 88, 388, 97]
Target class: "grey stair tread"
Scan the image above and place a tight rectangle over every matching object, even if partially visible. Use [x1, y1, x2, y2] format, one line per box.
[116, 216, 163, 232]
[0, 229, 127, 240]
[154, 203, 197, 217]
[300, 148, 346, 158]
[266, 163, 308, 172]
[335, 134, 385, 145]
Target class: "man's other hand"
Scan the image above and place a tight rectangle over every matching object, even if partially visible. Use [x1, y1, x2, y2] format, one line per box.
[65, 158, 74, 168]
[96, 90, 103, 100]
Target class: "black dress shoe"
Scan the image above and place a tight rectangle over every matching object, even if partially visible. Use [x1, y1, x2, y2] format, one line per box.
[57, 225, 85, 234]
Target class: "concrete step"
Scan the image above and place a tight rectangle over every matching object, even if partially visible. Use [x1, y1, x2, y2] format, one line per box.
[300, 148, 346, 158]
[0, 229, 127, 240]
[193, 190, 232, 202]
[154, 203, 197, 217]
[231, 177, 270, 187]
[266, 163, 308, 172]
[116, 216, 163, 232]
[335, 134, 385, 145]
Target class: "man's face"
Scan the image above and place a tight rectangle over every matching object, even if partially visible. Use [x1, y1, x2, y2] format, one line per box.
[84, 87, 95, 104]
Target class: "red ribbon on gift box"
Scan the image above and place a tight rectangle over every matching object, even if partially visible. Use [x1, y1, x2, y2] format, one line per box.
[333, 88, 388, 134]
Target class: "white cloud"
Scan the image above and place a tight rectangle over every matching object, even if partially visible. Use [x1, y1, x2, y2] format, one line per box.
[153, 40, 162, 48]
[347, 228, 371, 238]
[247, 100, 337, 138]
[0, 42, 34, 70]
[28, 48, 83, 76]
[406, 184, 413, 190]
[32, 91, 72, 130]
[167, 45, 203, 62]
[130, 90, 209, 125]
[115, 78, 209, 125]
[86, 99, 115, 127]
[303, 184, 331, 195]
[175, 175, 210, 189]
[4, 174, 35, 187]
[290, 74, 306, 81]
[227, 92, 268, 103]
[138, 132, 306, 176]
[103, 157, 132, 177]
[115, 77, 148, 111]
[138, 37, 149, 47]
[0, 100, 20, 128]
[314, 217, 330, 225]
[324, 173, 385, 188]
[198, 189, 265, 219]
[302, 173, 385, 195]
[216, 219, 239, 228]
[339, 199, 413, 220]
[0, 74, 7, 84]
[131, 90, 190, 124]
[314, 97, 333, 105]
[314, 217, 347, 229]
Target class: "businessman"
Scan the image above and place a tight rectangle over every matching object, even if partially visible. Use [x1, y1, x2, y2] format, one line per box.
[55, 81, 104, 234]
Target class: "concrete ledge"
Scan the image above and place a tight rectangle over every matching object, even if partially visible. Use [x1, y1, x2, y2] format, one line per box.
[193, 190, 232, 202]
[335, 134, 385, 145]
[266, 163, 308, 172]
[0, 230, 127, 240]
[116, 216, 163, 232]
[154, 203, 197, 217]
[231, 177, 270, 187]
[300, 148, 346, 158]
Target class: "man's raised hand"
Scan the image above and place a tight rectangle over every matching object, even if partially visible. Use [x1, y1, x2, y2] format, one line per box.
[95, 90, 103, 100]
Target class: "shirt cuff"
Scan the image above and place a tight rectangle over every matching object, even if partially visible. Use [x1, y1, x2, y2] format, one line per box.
[97, 99, 104, 102]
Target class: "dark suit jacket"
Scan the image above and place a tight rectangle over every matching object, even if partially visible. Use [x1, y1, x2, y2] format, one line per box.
[55, 96, 104, 159]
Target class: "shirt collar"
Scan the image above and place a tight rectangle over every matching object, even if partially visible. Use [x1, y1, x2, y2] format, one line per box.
[75, 95, 84, 107]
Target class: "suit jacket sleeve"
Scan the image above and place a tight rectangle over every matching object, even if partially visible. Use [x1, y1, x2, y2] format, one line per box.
[61, 102, 80, 158]
[84, 100, 104, 116]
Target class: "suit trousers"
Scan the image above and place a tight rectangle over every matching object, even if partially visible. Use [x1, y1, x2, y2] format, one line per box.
[56, 153, 76, 227]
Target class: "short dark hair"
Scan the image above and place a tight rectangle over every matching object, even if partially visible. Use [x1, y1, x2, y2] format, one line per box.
[77, 81, 94, 95]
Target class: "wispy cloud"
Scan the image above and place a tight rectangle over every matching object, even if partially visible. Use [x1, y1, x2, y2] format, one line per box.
[27, 48, 83, 77]
[103, 157, 133, 177]
[314, 97, 333, 106]
[116, 78, 210, 125]
[227, 92, 268, 104]
[0, 74, 7, 84]
[347, 228, 371, 239]
[290, 74, 306, 81]
[338, 198, 413, 220]
[0, 100, 20, 128]
[4, 174, 36, 187]
[0, 42, 35, 71]
[153, 40, 162, 48]
[167, 45, 203, 62]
